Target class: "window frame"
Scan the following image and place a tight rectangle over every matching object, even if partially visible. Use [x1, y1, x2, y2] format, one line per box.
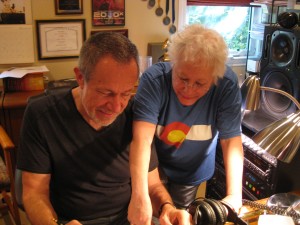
[187, 0, 252, 6]
[178, 0, 253, 33]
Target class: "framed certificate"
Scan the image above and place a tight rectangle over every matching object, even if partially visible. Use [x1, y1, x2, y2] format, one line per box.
[92, 0, 125, 26]
[36, 19, 86, 60]
[55, 0, 83, 14]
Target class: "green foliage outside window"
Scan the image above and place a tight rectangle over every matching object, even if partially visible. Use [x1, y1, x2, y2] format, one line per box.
[187, 6, 251, 52]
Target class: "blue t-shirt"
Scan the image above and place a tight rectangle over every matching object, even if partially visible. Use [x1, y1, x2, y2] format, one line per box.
[133, 62, 242, 185]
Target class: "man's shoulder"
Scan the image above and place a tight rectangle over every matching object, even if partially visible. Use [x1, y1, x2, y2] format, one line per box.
[26, 87, 72, 114]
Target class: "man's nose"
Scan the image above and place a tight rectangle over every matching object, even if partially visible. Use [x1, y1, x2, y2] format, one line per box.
[109, 95, 124, 113]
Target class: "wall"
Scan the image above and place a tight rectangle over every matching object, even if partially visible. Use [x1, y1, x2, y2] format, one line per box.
[0, 0, 245, 81]
[0, 0, 172, 81]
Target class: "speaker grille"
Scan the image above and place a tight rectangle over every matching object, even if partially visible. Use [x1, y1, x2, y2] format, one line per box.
[261, 70, 296, 119]
[270, 30, 296, 67]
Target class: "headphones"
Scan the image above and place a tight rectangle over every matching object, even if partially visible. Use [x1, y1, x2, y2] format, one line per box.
[188, 198, 227, 225]
[187, 198, 247, 225]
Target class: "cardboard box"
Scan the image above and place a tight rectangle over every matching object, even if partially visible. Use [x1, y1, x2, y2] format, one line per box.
[4, 73, 44, 92]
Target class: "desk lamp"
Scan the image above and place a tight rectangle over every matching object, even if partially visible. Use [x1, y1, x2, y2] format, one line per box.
[241, 75, 300, 163]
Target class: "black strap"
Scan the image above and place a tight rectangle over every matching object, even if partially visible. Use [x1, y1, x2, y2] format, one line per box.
[171, 0, 175, 24]
[165, 0, 169, 15]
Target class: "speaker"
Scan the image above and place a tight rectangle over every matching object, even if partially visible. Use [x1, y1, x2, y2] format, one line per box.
[259, 25, 300, 120]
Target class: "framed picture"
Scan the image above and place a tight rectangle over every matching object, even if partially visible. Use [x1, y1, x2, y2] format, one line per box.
[91, 29, 128, 37]
[55, 0, 83, 14]
[36, 19, 86, 60]
[92, 0, 125, 26]
[0, 0, 32, 24]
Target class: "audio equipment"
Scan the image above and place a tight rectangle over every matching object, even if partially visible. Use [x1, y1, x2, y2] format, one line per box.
[206, 134, 300, 201]
[242, 199, 300, 223]
[259, 25, 300, 121]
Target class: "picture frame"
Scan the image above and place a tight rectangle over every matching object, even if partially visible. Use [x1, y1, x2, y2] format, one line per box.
[0, 0, 32, 24]
[55, 0, 83, 15]
[92, 0, 125, 26]
[91, 29, 128, 38]
[36, 19, 86, 60]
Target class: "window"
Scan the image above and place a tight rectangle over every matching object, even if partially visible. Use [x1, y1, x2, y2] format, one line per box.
[177, 1, 255, 66]
[186, 5, 251, 66]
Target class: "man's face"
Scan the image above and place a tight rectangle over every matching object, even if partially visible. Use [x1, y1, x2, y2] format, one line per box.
[76, 55, 138, 128]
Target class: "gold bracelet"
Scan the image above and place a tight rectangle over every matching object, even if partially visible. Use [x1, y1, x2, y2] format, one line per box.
[52, 218, 65, 225]
[158, 202, 176, 216]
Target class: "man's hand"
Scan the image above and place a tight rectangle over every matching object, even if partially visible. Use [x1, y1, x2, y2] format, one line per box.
[128, 194, 153, 225]
[159, 204, 193, 225]
[222, 194, 242, 213]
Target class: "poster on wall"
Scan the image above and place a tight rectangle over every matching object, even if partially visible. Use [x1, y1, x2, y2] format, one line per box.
[92, 0, 125, 26]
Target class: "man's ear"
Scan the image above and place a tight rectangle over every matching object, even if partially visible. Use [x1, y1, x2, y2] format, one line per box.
[74, 67, 84, 88]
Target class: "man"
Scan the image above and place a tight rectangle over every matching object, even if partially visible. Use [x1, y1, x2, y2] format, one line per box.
[17, 32, 192, 225]
[129, 24, 244, 224]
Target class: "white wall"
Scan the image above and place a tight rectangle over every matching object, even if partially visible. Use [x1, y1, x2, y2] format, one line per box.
[0, 0, 173, 80]
[0, 0, 245, 81]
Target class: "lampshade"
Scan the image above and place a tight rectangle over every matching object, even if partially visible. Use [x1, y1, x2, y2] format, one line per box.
[241, 75, 300, 111]
[240, 75, 261, 111]
[252, 110, 300, 163]
[240, 75, 300, 163]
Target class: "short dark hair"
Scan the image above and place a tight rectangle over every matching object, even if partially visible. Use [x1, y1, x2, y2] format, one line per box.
[78, 32, 139, 81]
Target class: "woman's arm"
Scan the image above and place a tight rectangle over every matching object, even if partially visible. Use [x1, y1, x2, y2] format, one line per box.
[128, 120, 156, 225]
[220, 135, 244, 212]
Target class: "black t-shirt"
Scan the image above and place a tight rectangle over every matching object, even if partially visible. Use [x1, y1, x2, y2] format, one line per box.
[17, 88, 158, 220]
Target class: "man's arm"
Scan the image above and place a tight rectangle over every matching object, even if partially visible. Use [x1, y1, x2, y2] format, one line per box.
[128, 120, 156, 225]
[22, 171, 81, 225]
[22, 171, 58, 225]
[220, 135, 244, 212]
[148, 168, 192, 225]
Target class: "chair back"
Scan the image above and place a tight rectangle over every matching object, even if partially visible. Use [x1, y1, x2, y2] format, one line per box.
[0, 125, 22, 225]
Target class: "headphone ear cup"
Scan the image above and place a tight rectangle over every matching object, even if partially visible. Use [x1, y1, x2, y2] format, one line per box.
[204, 199, 227, 225]
[193, 202, 204, 225]
[197, 200, 217, 225]
[188, 199, 204, 225]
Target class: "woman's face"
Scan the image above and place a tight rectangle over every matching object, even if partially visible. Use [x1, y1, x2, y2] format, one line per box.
[172, 61, 214, 106]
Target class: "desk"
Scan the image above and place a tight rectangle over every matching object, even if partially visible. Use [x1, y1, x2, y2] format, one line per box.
[240, 190, 300, 225]
[240, 198, 268, 225]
